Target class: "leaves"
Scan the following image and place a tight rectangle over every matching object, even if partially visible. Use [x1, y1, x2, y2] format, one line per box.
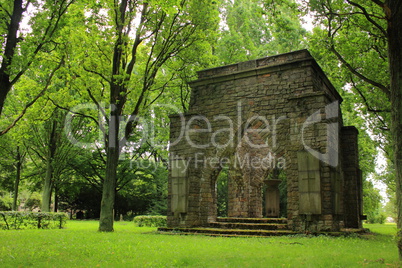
[307, 0, 390, 179]
[215, 0, 307, 64]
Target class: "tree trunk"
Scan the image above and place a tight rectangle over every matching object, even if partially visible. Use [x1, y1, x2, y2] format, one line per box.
[98, 0, 127, 231]
[12, 146, 22, 211]
[0, 0, 23, 117]
[98, 146, 119, 232]
[41, 158, 53, 212]
[0, 80, 11, 117]
[99, 102, 121, 231]
[41, 119, 58, 212]
[54, 186, 58, 212]
[387, 0, 402, 260]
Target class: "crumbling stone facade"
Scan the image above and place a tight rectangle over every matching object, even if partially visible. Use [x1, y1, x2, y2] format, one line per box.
[167, 49, 363, 232]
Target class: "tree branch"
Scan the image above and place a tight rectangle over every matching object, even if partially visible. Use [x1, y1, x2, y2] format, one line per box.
[0, 3, 12, 18]
[329, 44, 391, 99]
[371, 0, 385, 7]
[10, 0, 74, 86]
[324, 11, 385, 20]
[126, 2, 148, 75]
[0, 57, 65, 136]
[23, 0, 32, 11]
[47, 97, 100, 128]
[86, 87, 108, 124]
[350, 77, 390, 113]
[83, 66, 111, 83]
[346, 0, 387, 37]
[94, 144, 107, 166]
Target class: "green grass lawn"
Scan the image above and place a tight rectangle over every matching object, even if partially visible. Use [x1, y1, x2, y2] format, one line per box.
[0, 221, 400, 267]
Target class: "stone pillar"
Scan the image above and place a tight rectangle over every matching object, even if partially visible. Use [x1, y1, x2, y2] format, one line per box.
[227, 169, 249, 218]
[341, 126, 362, 229]
[249, 179, 264, 218]
[170, 158, 188, 218]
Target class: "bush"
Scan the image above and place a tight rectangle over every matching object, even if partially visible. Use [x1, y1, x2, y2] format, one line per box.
[133, 215, 167, 227]
[0, 196, 12, 211]
[366, 209, 387, 224]
[0, 211, 68, 230]
[25, 192, 41, 211]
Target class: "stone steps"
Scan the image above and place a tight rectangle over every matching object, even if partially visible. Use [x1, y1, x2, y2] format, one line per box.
[157, 227, 296, 237]
[210, 218, 288, 230]
[209, 222, 288, 230]
[157, 217, 368, 237]
[158, 217, 295, 237]
[216, 217, 288, 224]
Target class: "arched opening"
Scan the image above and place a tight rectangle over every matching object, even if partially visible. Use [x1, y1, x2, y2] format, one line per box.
[214, 166, 288, 219]
[263, 168, 287, 218]
[216, 166, 229, 217]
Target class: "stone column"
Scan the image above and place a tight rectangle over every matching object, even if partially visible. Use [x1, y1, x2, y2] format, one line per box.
[227, 169, 249, 218]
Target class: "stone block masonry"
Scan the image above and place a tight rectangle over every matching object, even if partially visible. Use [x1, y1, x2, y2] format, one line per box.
[167, 49, 363, 232]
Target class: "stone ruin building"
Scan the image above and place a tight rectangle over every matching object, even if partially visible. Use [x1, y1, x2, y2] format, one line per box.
[167, 49, 363, 233]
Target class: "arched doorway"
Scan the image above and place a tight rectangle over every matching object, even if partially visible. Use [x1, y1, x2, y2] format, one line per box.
[216, 166, 229, 217]
[263, 168, 287, 218]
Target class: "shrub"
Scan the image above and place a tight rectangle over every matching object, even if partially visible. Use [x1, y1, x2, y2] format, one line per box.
[0, 196, 12, 211]
[366, 210, 387, 224]
[0, 211, 68, 230]
[133, 215, 167, 227]
[25, 192, 41, 211]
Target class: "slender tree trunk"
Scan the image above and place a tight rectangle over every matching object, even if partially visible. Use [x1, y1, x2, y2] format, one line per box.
[41, 158, 53, 212]
[54, 186, 58, 212]
[387, 0, 402, 260]
[12, 146, 22, 211]
[41, 119, 57, 212]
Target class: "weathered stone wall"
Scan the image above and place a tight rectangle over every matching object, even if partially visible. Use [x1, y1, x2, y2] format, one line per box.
[167, 49, 362, 232]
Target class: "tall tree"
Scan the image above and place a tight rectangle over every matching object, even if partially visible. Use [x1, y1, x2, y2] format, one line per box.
[388, 0, 402, 259]
[305, 0, 402, 259]
[0, 135, 26, 210]
[11, 145, 24, 210]
[61, 0, 219, 231]
[26, 108, 75, 212]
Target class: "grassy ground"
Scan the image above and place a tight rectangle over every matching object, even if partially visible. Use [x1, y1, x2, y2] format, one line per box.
[0, 221, 400, 267]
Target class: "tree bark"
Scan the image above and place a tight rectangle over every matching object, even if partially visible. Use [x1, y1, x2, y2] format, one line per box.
[0, 80, 11, 117]
[98, 146, 120, 232]
[98, 58, 123, 232]
[99, 82, 122, 231]
[99, 101, 121, 231]
[41, 119, 58, 212]
[41, 158, 53, 212]
[386, 0, 402, 260]
[12, 146, 22, 211]
[0, 0, 23, 116]
[54, 186, 58, 212]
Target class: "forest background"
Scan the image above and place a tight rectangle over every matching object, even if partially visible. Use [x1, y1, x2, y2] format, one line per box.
[0, 0, 398, 242]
